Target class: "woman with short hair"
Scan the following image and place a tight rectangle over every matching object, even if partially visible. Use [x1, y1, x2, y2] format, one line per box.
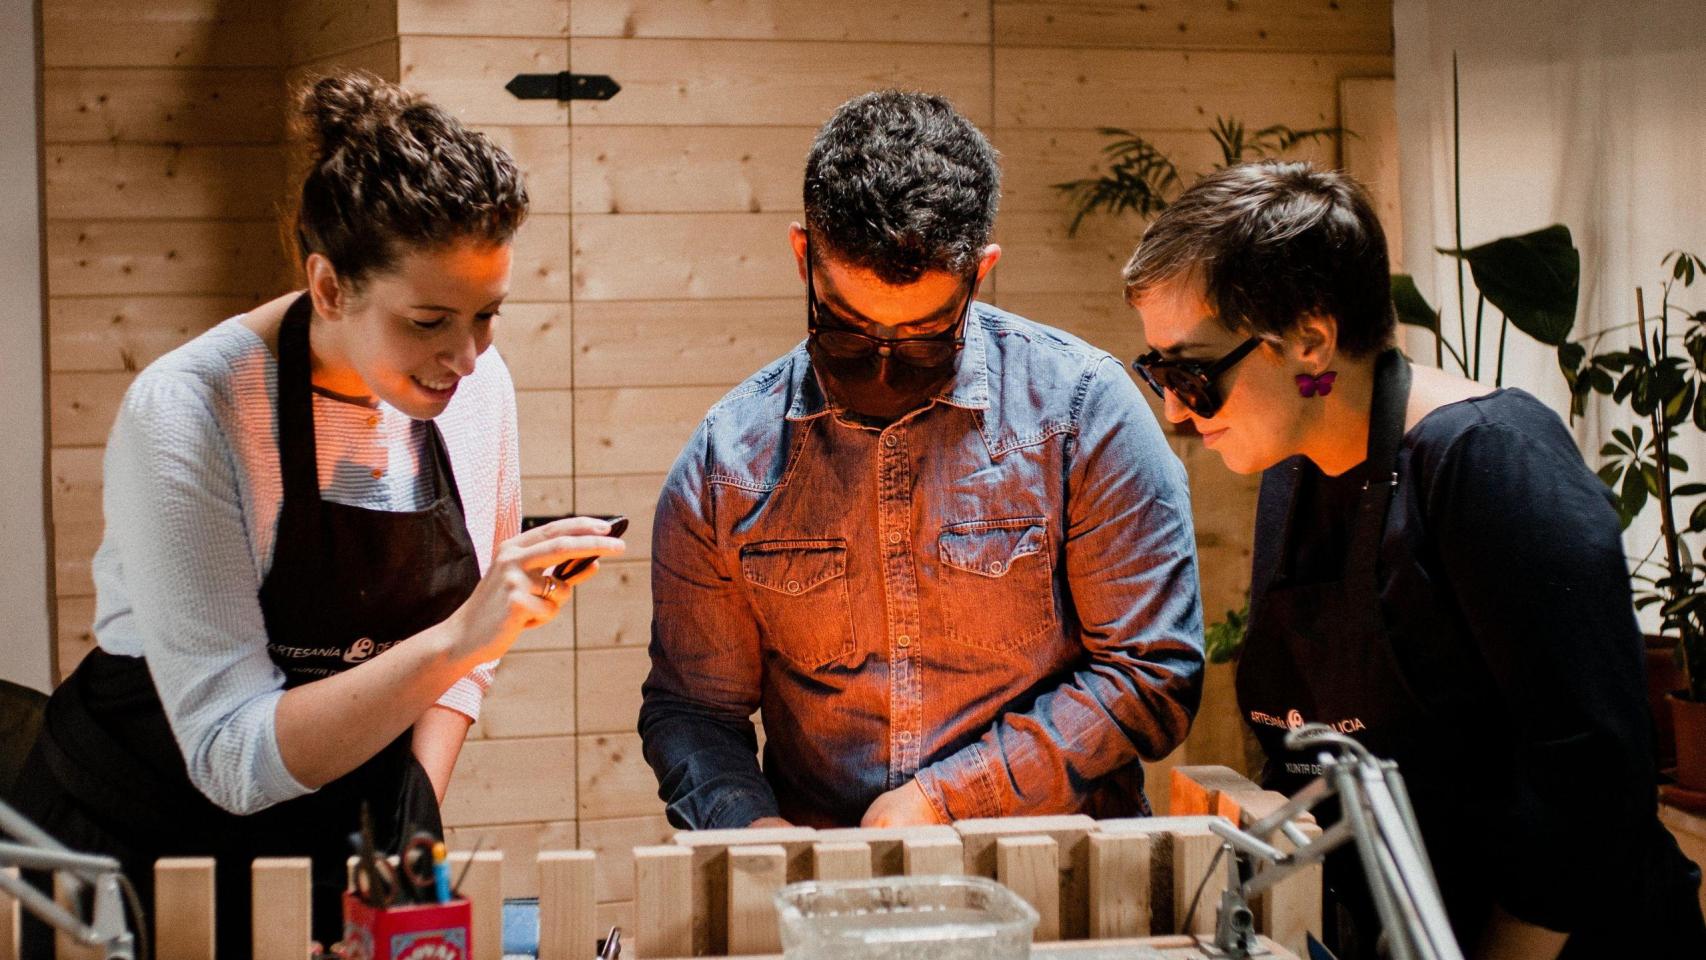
[1122, 160, 1704, 959]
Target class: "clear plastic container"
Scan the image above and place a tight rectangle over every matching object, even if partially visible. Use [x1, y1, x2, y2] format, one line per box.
[774, 875, 1040, 960]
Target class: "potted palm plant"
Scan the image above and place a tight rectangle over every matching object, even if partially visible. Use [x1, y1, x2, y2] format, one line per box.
[1559, 251, 1706, 790]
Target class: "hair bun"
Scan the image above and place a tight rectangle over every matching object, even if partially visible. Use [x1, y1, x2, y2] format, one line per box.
[298, 71, 413, 162]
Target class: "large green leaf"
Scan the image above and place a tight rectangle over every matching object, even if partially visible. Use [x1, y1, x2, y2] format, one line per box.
[1438, 224, 1580, 346]
[1391, 274, 1440, 332]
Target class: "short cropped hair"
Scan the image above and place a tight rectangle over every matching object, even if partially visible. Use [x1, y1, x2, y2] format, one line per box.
[1122, 161, 1394, 356]
[803, 90, 1001, 285]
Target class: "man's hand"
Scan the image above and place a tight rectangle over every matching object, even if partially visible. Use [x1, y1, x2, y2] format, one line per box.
[861, 780, 942, 827]
[749, 816, 793, 829]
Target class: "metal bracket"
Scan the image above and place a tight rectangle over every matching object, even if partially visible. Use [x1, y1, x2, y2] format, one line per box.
[505, 72, 621, 102]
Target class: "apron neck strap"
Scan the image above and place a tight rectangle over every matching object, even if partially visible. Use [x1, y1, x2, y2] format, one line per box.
[1346, 348, 1412, 573]
[276, 293, 322, 505]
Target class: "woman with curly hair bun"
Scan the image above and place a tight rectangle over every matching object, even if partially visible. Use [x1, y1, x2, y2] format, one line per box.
[16, 72, 623, 956]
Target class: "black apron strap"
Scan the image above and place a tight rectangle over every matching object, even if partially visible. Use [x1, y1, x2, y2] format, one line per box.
[1346, 349, 1411, 577]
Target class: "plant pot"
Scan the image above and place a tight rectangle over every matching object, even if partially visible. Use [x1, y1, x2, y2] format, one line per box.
[1670, 693, 1706, 791]
[1648, 635, 1685, 771]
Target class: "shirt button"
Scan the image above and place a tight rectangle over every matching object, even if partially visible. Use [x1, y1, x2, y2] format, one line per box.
[897, 635, 911, 648]
[370, 468, 384, 479]
[884, 435, 899, 448]
[785, 579, 802, 594]
[898, 730, 913, 743]
[887, 531, 903, 544]
[988, 560, 1005, 574]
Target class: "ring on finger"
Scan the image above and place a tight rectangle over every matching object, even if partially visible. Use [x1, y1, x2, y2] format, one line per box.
[537, 576, 559, 600]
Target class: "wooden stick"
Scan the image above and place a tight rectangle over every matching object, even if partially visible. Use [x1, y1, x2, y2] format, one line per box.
[538, 850, 597, 960]
[449, 850, 504, 960]
[901, 835, 962, 877]
[956, 815, 1091, 938]
[154, 857, 215, 960]
[633, 845, 693, 959]
[1, 867, 18, 960]
[675, 826, 816, 954]
[250, 858, 311, 960]
[1087, 833, 1151, 939]
[996, 835, 1060, 941]
[726, 845, 787, 956]
[811, 842, 872, 882]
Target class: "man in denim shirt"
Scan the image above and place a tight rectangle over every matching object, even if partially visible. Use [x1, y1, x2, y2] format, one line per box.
[639, 91, 1204, 829]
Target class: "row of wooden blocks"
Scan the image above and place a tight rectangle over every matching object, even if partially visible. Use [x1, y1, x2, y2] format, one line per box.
[4, 767, 1317, 960]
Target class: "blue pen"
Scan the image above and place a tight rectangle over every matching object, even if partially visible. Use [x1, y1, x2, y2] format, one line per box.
[432, 841, 452, 903]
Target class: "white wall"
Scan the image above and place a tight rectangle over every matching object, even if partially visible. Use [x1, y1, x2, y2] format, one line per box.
[1, 0, 54, 692]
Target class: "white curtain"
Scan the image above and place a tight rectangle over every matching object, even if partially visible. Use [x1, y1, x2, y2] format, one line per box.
[1394, 0, 1706, 588]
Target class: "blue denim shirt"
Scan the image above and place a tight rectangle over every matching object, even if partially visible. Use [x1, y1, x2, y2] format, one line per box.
[639, 305, 1204, 829]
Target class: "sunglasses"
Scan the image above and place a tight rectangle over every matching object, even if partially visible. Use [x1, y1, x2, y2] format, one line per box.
[805, 243, 974, 368]
[1131, 337, 1262, 418]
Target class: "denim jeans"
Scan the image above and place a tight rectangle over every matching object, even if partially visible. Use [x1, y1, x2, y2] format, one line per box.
[639, 305, 1204, 828]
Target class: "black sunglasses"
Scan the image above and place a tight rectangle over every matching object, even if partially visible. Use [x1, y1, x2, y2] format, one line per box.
[1131, 337, 1262, 418]
[805, 243, 974, 368]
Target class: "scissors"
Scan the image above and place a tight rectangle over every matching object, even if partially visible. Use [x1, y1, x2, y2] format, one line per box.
[352, 807, 442, 908]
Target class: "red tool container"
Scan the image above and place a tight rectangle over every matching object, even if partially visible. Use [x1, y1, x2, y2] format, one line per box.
[341, 892, 472, 960]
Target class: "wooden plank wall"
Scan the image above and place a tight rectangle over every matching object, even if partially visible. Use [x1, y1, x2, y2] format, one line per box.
[39, 0, 1393, 927]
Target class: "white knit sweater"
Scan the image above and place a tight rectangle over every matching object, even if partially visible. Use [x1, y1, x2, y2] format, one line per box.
[89, 316, 520, 815]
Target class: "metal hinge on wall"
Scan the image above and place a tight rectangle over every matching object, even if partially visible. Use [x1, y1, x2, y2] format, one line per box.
[505, 72, 621, 102]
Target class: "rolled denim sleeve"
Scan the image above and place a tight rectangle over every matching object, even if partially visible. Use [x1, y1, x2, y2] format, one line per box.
[916, 357, 1205, 818]
[639, 419, 780, 829]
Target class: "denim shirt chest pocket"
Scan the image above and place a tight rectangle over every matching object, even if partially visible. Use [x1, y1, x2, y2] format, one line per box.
[739, 538, 857, 668]
[936, 518, 1058, 650]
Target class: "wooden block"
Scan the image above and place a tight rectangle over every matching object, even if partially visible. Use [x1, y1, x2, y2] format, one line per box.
[0, 868, 15, 960]
[49, 296, 244, 374]
[1170, 766, 1264, 819]
[567, 39, 991, 128]
[468, 649, 576, 740]
[576, 647, 651, 733]
[444, 821, 578, 900]
[955, 815, 1093, 939]
[51, 872, 100, 960]
[1087, 832, 1151, 939]
[539, 850, 598, 960]
[573, 816, 671, 903]
[572, 127, 812, 216]
[516, 388, 574, 477]
[812, 842, 873, 882]
[441, 736, 577, 826]
[492, 302, 574, 390]
[726, 845, 787, 956]
[571, 212, 797, 302]
[1098, 816, 1227, 937]
[154, 857, 215, 960]
[572, 557, 653, 649]
[577, 732, 667, 820]
[445, 850, 503, 960]
[631, 845, 693, 959]
[570, 1, 986, 43]
[674, 827, 818, 955]
[575, 385, 726, 476]
[398, 0, 569, 37]
[902, 835, 963, 877]
[44, 68, 283, 144]
[42, 2, 282, 68]
[46, 220, 284, 298]
[572, 298, 801, 388]
[814, 825, 960, 877]
[991, 0, 1392, 53]
[46, 145, 283, 221]
[993, 48, 1394, 131]
[997, 836, 1060, 942]
[400, 36, 570, 127]
[250, 858, 311, 960]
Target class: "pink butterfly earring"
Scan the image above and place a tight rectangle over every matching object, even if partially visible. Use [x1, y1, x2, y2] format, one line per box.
[1296, 371, 1337, 398]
